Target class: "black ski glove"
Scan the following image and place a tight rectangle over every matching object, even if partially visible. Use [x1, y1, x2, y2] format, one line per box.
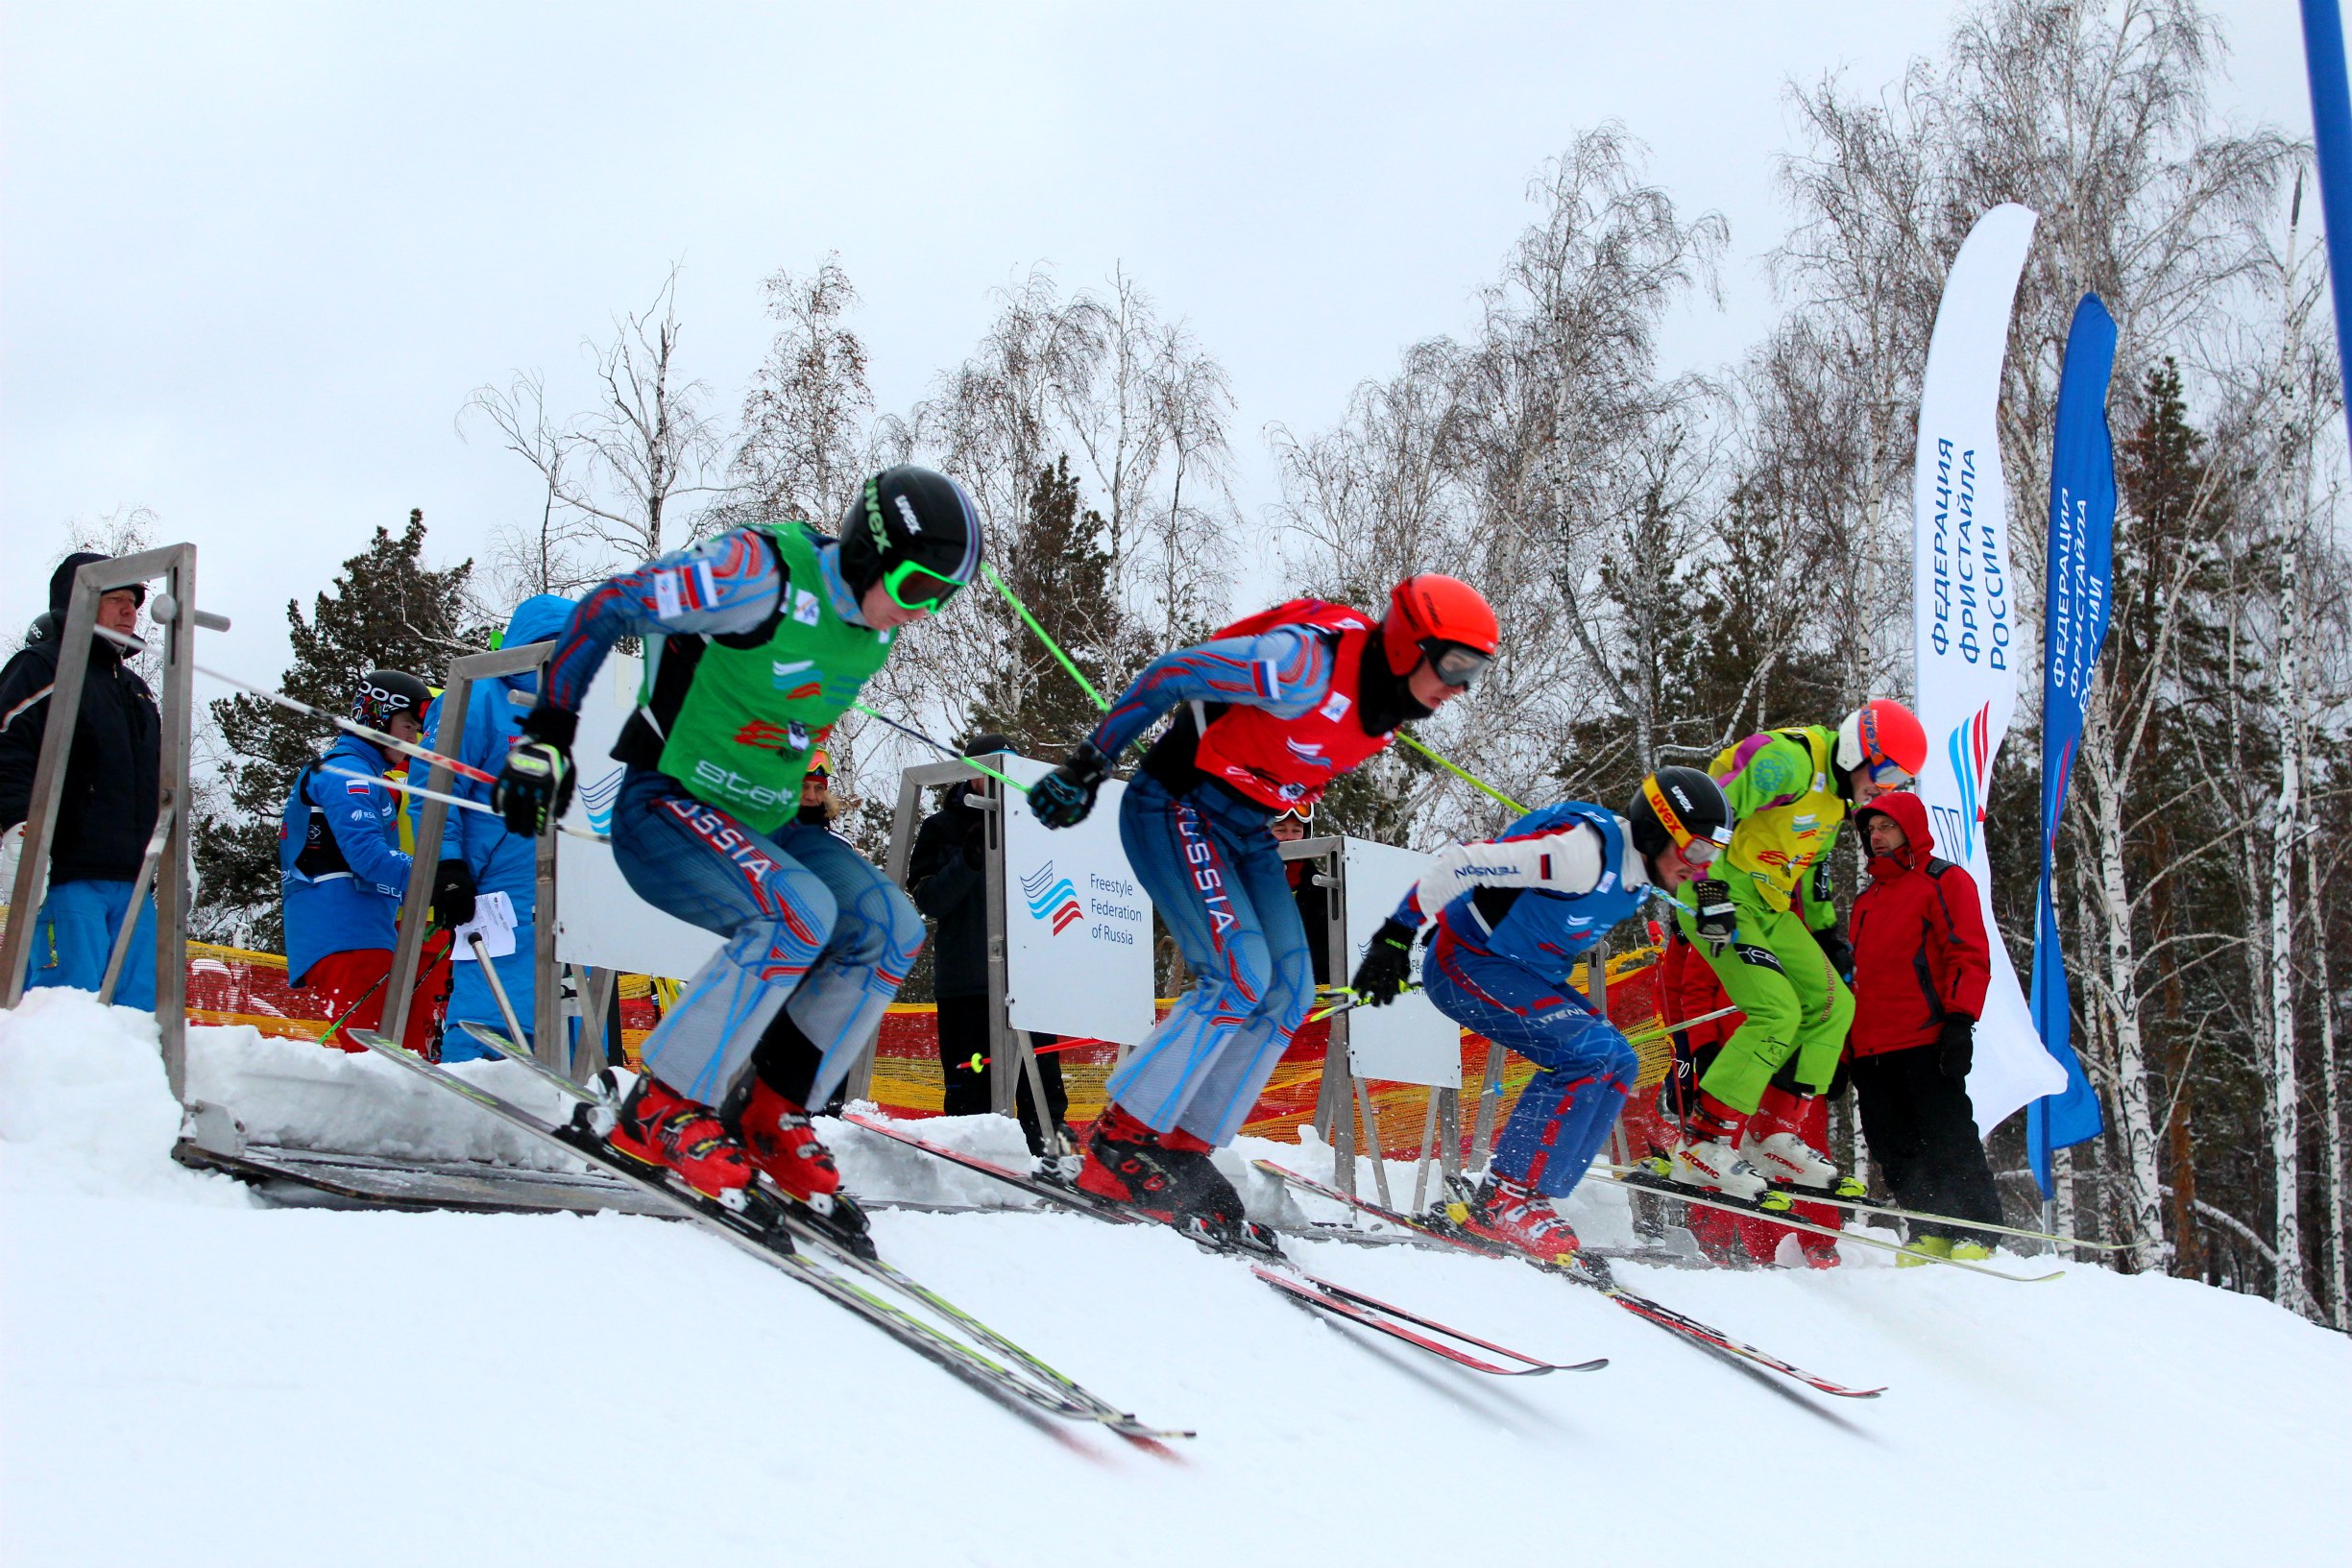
[1348, 918, 1418, 1007]
[1690, 879, 1736, 953]
[1030, 740, 1112, 830]
[430, 857, 477, 929]
[1937, 1016, 1975, 1080]
[1811, 925, 1855, 982]
[493, 705, 577, 836]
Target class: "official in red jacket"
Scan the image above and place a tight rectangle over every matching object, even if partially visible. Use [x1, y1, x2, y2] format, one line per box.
[1847, 790, 2003, 1257]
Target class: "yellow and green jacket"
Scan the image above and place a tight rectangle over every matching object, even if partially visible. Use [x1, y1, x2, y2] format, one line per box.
[1702, 725, 1846, 929]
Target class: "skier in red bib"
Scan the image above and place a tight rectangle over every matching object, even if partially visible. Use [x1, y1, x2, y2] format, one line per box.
[1029, 575, 1499, 1248]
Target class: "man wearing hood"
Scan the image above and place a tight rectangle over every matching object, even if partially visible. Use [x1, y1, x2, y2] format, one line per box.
[0, 555, 161, 1008]
[413, 593, 574, 1061]
[1847, 789, 2005, 1263]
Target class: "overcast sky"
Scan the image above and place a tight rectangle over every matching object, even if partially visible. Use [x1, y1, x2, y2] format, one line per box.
[0, 1, 2315, 688]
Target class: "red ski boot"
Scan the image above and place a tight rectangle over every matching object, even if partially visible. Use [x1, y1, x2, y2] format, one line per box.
[1447, 1173, 1582, 1266]
[1075, 1103, 1189, 1221]
[738, 1077, 845, 1211]
[1077, 1106, 1279, 1253]
[607, 1074, 752, 1207]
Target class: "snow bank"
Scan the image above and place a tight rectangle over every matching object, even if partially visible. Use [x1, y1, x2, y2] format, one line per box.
[0, 988, 245, 1205]
[7, 992, 2351, 1568]
[182, 1021, 588, 1171]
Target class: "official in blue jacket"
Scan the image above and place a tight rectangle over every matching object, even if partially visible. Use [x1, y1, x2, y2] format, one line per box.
[1348, 767, 1734, 1267]
[413, 594, 573, 1060]
[280, 669, 446, 1051]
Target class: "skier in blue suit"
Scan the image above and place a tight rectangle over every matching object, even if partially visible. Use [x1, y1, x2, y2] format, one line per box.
[411, 593, 574, 1061]
[1349, 766, 1734, 1266]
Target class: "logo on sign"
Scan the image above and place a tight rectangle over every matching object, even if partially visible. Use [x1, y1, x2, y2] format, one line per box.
[1944, 702, 1993, 863]
[1020, 860, 1083, 935]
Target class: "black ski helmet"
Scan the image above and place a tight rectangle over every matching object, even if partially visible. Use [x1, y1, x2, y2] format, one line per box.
[353, 668, 432, 731]
[835, 466, 984, 610]
[1627, 765, 1734, 867]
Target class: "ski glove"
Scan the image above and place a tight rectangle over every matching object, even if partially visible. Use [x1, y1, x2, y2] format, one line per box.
[1811, 925, 1855, 982]
[1690, 879, 1736, 953]
[430, 857, 477, 929]
[1030, 740, 1112, 830]
[1937, 1016, 1975, 1080]
[493, 706, 578, 836]
[1348, 918, 1418, 1007]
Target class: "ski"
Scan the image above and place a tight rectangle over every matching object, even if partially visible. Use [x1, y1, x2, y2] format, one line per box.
[1255, 1159, 1887, 1400]
[349, 1031, 1190, 1442]
[1601, 1158, 2128, 1253]
[1249, 1266, 1601, 1375]
[454, 1022, 616, 1112]
[1594, 1167, 2065, 1282]
[842, 1111, 1591, 1378]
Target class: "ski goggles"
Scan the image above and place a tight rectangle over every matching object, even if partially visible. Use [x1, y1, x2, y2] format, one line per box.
[1861, 758, 1913, 789]
[1273, 804, 1315, 826]
[880, 558, 971, 613]
[1419, 639, 1494, 689]
[1640, 776, 1732, 865]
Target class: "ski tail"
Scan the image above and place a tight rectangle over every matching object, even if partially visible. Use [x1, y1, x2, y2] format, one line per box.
[347, 1031, 1188, 1442]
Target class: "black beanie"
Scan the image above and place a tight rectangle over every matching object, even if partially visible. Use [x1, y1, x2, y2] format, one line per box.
[49, 552, 147, 613]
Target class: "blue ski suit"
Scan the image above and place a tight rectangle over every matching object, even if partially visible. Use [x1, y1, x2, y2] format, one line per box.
[280, 733, 413, 986]
[415, 593, 573, 1059]
[1392, 803, 1648, 1198]
[1080, 624, 1348, 1147]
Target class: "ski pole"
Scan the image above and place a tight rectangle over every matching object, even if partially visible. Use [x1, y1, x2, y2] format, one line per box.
[197, 663, 502, 786]
[1308, 983, 1422, 1023]
[849, 702, 1031, 794]
[982, 563, 1109, 712]
[319, 765, 610, 845]
[950, 1035, 1114, 1073]
[1395, 733, 1526, 813]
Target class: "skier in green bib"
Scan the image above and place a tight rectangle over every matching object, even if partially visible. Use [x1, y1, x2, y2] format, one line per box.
[492, 467, 982, 1230]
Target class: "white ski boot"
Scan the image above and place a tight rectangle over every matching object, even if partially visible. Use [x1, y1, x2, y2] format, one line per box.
[1669, 1136, 1769, 1201]
[1743, 1130, 1859, 1195]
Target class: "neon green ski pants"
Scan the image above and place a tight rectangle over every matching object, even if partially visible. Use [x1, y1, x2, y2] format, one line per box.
[1671, 900, 1853, 1114]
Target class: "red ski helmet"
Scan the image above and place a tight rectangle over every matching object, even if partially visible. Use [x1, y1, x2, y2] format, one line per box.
[1381, 574, 1500, 686]
[1836, 698, 1928, 784]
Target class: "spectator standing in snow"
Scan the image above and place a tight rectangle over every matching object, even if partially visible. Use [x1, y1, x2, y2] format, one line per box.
[0, 555, 162, 1009]
[797, 747, 840, 828]
[1845, 789, 2004, 1263]
[906, 733, 1069, 1152]
[1265, 805, 1330, 988]
[413, 594, 572, 1060]
[281, 669, 449, 1054]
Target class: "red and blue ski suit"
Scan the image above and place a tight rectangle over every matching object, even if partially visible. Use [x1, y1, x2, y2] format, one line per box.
[1089, 600, 1393, 1146]
[1393, 803, 1646, 1199]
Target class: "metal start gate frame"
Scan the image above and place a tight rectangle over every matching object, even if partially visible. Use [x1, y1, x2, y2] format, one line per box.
[381, 640, 617, 1080]
[1, 546, 226, 1103]
[843, 755, 1055, 1134]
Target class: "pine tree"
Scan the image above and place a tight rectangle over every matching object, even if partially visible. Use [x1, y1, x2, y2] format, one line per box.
[193, 511, 486, 950]
[970, 455, 1127, 756]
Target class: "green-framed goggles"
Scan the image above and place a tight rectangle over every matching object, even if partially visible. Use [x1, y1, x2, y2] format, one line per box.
[881, 557, 972, 613]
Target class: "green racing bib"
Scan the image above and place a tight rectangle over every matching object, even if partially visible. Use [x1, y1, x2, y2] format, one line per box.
[652, 521, 894, 832]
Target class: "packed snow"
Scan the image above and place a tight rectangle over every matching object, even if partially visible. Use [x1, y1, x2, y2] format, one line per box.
[5, 988, 2348, 1568]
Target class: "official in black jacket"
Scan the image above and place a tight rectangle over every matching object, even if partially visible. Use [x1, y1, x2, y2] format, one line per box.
[906, 735, 1069, 1152]
[0, 555, 163, 1008]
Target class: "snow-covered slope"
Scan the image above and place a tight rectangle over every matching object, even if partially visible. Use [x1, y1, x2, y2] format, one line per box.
[5, 989, 2347, 1568]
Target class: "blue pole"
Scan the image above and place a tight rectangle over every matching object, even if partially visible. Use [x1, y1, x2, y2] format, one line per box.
[2304, 0, 2352, 456]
